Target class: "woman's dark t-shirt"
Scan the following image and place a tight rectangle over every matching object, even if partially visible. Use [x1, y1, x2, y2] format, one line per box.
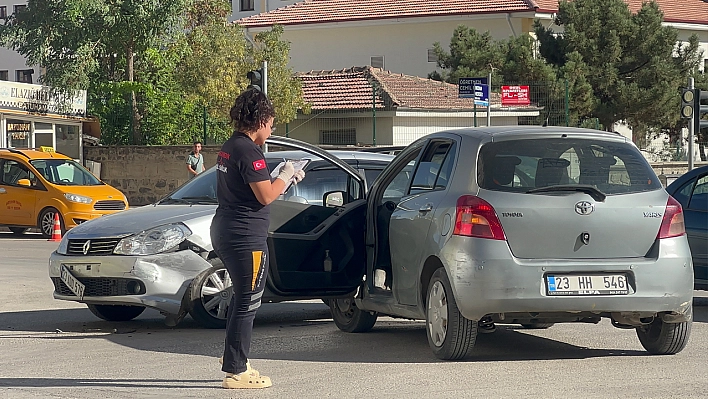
[214, 132, 271, 240]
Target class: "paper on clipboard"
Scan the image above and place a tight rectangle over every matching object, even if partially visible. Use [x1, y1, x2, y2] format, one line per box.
[271, 159, 310, 194]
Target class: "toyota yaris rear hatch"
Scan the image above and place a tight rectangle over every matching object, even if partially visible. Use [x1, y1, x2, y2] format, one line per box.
[476, 135, 673, 259]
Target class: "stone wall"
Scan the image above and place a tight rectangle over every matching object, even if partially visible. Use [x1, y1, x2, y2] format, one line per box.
[84, 145, 221, 206]
[85, 145, 707, 207]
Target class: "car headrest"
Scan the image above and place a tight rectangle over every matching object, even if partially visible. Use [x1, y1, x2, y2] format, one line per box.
[492, 156, 522, 186]
[535, 158, 571, 188]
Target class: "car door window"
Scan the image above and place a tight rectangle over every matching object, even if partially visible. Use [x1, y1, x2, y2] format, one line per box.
[284, 168, 350, 206]
[672, 178, 696, 209]
[410, 140, 454, 194]
[380, 149, 422, 204]
[1, 160, 38, 188]
[687, 175, 708, 211]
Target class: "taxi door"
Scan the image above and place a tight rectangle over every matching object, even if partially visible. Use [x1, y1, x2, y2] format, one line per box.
[0, 159, 39, 226]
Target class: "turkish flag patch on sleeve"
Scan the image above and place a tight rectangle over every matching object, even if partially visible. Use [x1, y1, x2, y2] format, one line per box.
[252, 159, 266, 171]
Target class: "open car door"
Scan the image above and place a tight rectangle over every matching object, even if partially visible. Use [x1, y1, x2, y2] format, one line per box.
[264, 137, 368, 298]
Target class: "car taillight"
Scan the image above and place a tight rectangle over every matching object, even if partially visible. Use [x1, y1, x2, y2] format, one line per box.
[453, 195, 506, 240]
[657, 196, 685, 239]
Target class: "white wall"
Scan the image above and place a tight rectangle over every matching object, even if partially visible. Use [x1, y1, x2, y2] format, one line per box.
[0, 0, 39, 83]
[246, 16, 524, 78]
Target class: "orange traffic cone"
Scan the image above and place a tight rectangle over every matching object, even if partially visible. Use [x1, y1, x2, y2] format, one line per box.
[48, 213, 62, 242]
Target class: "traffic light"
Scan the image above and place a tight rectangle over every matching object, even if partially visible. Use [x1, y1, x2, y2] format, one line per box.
[697, 89, 708, 132]
[247, 68, 263, 92]
[680, 88, 695, 119]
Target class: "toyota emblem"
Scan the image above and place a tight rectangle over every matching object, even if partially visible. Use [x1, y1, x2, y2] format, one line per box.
[82, 240, 91, 255]
[575, 201, 594, 215]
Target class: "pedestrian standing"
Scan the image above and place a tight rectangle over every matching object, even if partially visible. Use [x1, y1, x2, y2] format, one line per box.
[186, 141, 205, 178]
[210, 88, 304, 389]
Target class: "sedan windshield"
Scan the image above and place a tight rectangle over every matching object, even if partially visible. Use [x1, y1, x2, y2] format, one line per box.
[30, 159, 102, 186]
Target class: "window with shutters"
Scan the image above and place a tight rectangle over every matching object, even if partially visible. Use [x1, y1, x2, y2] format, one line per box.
[320, 129, 357, 146]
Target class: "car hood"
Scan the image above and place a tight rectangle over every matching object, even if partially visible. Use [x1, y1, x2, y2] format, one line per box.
[65, 204, 216, 239]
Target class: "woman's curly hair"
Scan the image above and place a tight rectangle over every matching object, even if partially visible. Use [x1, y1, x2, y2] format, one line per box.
[229, 88, 276, 133]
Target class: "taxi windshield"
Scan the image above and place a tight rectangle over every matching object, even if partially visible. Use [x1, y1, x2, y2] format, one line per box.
[30, 159, 102, 186]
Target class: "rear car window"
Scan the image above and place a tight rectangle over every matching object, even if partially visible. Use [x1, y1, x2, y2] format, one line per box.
[478, 137, 661, 195]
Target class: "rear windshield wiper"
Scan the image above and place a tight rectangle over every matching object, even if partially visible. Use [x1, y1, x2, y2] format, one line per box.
[526, 184, 607, 202]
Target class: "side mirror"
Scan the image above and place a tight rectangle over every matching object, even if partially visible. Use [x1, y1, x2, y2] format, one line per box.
[323, 191, 344, 208]
[17, 179, 31, 187]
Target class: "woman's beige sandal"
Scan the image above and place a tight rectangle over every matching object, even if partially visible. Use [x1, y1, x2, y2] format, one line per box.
[219, 357, 260, 377]
[222, 372, 272, 389]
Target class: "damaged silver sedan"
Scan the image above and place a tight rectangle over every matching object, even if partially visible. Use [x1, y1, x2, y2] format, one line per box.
[49, 140, 393, 328]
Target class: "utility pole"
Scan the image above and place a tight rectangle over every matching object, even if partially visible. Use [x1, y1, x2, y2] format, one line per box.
[487, 70, 492, 127]
[688, 77, 694, 171]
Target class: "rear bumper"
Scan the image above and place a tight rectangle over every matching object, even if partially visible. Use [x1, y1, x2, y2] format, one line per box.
[440, 236, 694, 322]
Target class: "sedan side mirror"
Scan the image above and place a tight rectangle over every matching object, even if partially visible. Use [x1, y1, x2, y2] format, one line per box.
[17, 179, 31, 187]
[323, 191, 345, 208]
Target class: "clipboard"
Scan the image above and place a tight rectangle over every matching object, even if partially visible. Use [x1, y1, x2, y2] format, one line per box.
[270, 158, 310, 194]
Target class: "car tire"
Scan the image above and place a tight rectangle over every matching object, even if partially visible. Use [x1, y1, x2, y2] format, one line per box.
[8, 227, 29, 235]
[520, 323, 555, 329]
[329, 297, 377, 333]
[187, 258, 230, 329]
[87, 304, 145, 321]
[38, 208, 64, 238]
[426, 268, 477, 360]
[636, 317, 691, 355]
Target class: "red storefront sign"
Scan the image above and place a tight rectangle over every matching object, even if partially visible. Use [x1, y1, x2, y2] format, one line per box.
[501, 85, 530, 105]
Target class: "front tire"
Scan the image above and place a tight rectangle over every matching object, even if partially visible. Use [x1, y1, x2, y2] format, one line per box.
[187, 258, 231, 329]
[636, 317, 691, 355]
[426, 268, 477, 360]
[330, 298, 377, 333]
[87, 304, 145, 321]
[38, 207, 64, 238]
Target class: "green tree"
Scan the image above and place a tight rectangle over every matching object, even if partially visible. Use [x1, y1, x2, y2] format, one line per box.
[0, 0, 189, 144]
[429, 26, 594, 126]
[534, 0, 703, 133]
[177, 23, 307, 143]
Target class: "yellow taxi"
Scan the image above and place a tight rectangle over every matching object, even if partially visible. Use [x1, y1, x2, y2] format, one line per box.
[0, 148, 128, 237]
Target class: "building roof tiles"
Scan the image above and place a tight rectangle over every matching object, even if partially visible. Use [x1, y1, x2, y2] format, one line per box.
[239, 0, 708, 27]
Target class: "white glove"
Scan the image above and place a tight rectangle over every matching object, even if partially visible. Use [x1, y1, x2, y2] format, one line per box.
[292, 169, 305, 184]
[276, 161, 295, 183]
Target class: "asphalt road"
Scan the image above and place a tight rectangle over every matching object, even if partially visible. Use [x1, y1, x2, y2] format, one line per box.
[0, 230, 706, 399]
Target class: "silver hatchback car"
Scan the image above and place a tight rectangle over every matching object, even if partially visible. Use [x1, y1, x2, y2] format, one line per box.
[50, 128, 693, 359]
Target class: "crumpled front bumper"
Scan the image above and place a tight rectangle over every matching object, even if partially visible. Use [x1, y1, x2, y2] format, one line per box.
[49, 249, 211, 315]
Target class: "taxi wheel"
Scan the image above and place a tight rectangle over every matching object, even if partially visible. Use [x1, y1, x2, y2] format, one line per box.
[8, 227, 29, 235]
[38, 208, 64, 238]
[188, 258, 230, 329]
[426, 267, 477, 360]
[87, 304, 145, 321]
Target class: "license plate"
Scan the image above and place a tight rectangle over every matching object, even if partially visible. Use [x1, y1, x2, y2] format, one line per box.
[546, 274, 628, 296]
[60, 265, 86, 300]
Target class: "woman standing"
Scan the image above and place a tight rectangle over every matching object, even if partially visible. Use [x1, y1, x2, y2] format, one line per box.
[211, 88, 304, 389]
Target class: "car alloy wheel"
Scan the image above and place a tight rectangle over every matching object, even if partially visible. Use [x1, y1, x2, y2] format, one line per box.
[39, 208, 62, 238]
[188, 259, 231, 329]
[199, 268, 232, 319]
[427, 280, 448, 347]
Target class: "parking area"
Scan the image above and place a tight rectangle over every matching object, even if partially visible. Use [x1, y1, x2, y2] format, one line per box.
[1, 232, 707, 399]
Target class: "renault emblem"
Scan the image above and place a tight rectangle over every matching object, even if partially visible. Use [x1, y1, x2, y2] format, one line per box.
[575, 201, 594, 215]
[82, 240, 91, 255]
